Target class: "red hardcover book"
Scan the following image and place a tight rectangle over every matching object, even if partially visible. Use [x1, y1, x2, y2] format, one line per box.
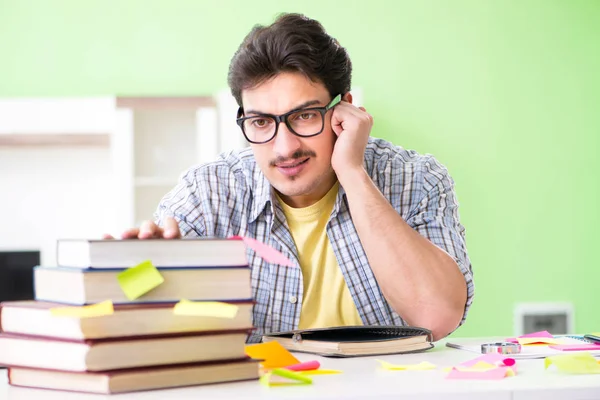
[7, 358, 259, 394]
[0, 300, 254, 340]
[0, 329, 252, 372]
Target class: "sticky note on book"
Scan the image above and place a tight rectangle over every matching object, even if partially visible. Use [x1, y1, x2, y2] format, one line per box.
[117, 260, 164, 300]
[50, 300, 114, 318]
[173, 300, 238, 318]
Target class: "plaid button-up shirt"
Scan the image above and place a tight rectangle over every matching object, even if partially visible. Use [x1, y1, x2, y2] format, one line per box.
[155, 137, 474, 343]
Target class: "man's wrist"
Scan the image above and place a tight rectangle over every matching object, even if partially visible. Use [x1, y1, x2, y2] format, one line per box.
[336, 165, 369, 188]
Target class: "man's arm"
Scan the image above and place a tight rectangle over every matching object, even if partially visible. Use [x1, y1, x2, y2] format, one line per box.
[337, 162, 472, 340]
[329, 98, 472, 341]
[153, 171, 206, 237]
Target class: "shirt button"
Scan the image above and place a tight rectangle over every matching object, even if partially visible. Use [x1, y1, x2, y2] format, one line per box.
[289, 296, 297, 304]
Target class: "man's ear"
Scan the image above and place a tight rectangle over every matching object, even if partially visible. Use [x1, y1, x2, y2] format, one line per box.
[342, 92, 353, 104]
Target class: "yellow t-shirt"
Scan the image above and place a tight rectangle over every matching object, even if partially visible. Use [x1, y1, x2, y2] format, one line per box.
[277, 182, 363, 329]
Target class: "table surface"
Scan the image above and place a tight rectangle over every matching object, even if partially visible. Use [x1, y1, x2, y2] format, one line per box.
[1, 338, 600, 400]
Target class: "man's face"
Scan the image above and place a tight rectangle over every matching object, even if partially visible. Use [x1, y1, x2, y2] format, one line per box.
[241, 72, 337, 208]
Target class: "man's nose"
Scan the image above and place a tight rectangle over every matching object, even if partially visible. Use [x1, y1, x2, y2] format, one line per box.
[272, 122, 302, 158]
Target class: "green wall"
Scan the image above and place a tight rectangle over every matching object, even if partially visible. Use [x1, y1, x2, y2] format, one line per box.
[2, 0, 599, 337]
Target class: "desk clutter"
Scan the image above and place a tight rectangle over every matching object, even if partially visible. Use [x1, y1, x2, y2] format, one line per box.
[1, 236, 600, 393]
[0, 237, 260, 394]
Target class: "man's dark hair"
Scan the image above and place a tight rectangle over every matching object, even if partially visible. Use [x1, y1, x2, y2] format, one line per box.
[227, 13, 352, 107]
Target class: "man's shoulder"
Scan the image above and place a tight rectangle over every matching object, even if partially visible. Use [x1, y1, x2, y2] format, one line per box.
[179, 146, 258, 187]
[365, 137, 453, 195]
[365, 137, 440, 170]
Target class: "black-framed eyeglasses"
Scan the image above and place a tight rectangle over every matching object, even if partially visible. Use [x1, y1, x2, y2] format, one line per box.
[236, 94, 342, 144]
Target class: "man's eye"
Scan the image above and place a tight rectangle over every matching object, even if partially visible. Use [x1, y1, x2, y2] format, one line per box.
[294, 111, 318, 121]
[252, 118, 270, 127]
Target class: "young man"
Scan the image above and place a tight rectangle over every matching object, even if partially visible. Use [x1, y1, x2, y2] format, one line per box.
[114, 13, 474, 343]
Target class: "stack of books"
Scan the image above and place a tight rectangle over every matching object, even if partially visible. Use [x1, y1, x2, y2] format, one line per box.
[0, 238, 259, 394]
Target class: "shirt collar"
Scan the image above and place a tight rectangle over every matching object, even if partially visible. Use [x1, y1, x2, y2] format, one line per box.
[248, 164, 273, 224]
[247, 162, 350, 224]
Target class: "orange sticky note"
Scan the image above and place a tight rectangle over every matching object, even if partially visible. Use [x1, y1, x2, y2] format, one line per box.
[245, 341, 300, 369]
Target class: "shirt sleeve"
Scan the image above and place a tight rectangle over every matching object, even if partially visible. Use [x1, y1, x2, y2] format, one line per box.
[404, 155, 475, 329]
[153, 169, 206, 238]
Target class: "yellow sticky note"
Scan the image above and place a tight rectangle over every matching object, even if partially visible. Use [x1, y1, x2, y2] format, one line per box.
[377, 360, 437, 370]
[117, 260, 164, 300]
[545, 352, 600, 374]
[173, 300, 238, 318]
[50, 300, 114, 318]
[245, 341, 300, 369]
[297, 369, 343, 375]
[461, 361, 497, 371]
[518, 337, 561, 345]
[260, 368, 312, 387]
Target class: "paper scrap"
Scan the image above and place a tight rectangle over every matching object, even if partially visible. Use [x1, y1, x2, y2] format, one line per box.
[545, 352, 600, 374]
[260, 368, 313, 387]
[245, 341, 300, 369]
[377, 360, 437, 371]
[50, 300, 114, 318]
[446, 367, 507, 380]
[549, 344, 600, 351]
[173, 300, 238, 318]
[297, 369, 343, 375]
[230, 236, 294, 267]
[285, 360, 320, 372]
[116, 260, 165, 300]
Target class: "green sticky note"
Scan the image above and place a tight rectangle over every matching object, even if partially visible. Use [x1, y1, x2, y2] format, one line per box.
[260, 368, 313, 387]
[117, 260, 165, 300]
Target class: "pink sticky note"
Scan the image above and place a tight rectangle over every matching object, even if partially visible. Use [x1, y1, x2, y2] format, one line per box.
[506, 330, 553, 343]
[549, 344, 600, 351]
[285, 360, 321, 372]
[460, 354, 511, 368]
[229, 236, 294, 267]
[446, 367, 507, 380]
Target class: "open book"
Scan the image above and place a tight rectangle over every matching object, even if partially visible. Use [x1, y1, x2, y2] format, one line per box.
[262, 325, 434, 357]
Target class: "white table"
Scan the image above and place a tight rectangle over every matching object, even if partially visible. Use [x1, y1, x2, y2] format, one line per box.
[1, 339, 599, 400]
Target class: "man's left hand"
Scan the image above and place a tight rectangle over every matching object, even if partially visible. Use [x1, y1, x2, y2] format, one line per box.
[330, 99, 373, 180]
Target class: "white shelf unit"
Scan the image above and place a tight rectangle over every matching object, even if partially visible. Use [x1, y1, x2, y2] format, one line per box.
[0, 92, 247, 265]
[114, 95, 248, 228]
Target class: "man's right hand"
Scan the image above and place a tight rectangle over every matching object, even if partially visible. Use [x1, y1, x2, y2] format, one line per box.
[103, 217, 181, 240]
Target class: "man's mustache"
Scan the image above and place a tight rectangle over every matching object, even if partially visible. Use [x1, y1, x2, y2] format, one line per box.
[270, 150, 316, 167]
